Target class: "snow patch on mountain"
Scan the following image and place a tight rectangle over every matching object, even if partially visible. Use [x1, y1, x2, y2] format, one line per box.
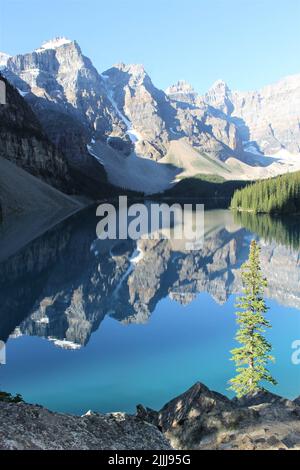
[35, 317, 50, 324]
[243, 141, 263, 155]
[130, 247, 144, 264]
[87, 144, 103, 164]
[17, 88, 29, 97]
[49, 338, 82, 350]
[127, 129, 143, 144]
[105, 88, 143, 146]
[107, 89, 131, 128]
[35, 37, 72, 52]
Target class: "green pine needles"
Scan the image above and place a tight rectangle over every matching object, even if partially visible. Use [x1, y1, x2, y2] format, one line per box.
[229, 240, 277, 397]
[230, 170, 300, 214]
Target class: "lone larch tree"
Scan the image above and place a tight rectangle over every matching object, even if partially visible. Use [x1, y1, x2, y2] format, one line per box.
[229, 240, 277, 397]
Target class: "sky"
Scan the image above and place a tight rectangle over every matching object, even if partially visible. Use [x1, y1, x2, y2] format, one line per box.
[0, 0, 299, 94]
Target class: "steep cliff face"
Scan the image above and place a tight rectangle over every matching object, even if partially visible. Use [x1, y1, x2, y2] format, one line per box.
[0, 75, 125, 203]
[103, 63, 174, 160]
[3, 41, 241, 165]
[5, 39, 122, 137]
[166, 80, 199, 105]
[166, 80, 243, 160]
[204, 80, 234, 115]
[104, 65, 242, 162]
[1, 42, 142, 196]
[203, 75, 300, 156]
[0, 75, 72, 192]
[3, 39, 124, 166]
[231, 75, 300, 154]
[168, 73, 300, 160]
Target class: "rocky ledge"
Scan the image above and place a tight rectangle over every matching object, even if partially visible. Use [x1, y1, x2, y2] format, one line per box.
[0, 382, 300, 450]
[138, 383, 300, 450]
[0, 402, 171, 450]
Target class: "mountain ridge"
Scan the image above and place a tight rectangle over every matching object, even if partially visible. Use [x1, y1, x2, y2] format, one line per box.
[1, 37, 300, 194]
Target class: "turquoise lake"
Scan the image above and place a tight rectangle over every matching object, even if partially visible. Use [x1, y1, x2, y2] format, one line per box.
[0, 207, 299, 414]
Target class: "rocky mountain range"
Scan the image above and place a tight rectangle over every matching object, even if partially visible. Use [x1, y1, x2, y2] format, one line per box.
[1, 37, 300, 195]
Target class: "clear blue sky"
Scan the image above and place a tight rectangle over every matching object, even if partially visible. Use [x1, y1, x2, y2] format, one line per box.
[0, 0, 299, 94]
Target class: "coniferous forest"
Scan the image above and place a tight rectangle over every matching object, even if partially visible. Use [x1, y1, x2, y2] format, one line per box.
[230, 171, 300, 214]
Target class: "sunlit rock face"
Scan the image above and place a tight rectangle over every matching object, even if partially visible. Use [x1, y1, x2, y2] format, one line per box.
[3, 38, 300, 193]
[166, 80, 199, 106]
[5, 39, 123, 137]
[103, 63, 172, 160]
[168, 74, 300, 159]
[204, 80, 234, 115]
[165, 79, 243, 160]
[231, 75, 300, 155]
[138, 382, 300, 450]
[203, 74, 300, 155]
[0, 38, 246, 167]
[2, 39, 126, 184]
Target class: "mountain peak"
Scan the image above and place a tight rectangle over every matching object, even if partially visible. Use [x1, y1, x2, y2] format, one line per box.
[209, 79, 230, 92]
[114, 62, 146, 76]
[165, 80, 196, 96]
[0, 52, 11, 68]
[204, 79, 233, 114]
[35, 37, 73, 52]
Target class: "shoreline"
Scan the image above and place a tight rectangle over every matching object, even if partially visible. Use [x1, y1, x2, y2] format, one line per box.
[1, 382, 299, 450]
[0, 202, 89, 263]
[231, 207, 300, 216]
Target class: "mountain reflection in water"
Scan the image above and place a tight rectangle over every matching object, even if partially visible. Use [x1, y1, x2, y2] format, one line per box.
[0, 206, 299, 413]
[0, 207, 300, 347]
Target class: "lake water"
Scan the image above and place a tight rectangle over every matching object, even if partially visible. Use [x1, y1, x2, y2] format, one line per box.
[0, 206, 299, 414]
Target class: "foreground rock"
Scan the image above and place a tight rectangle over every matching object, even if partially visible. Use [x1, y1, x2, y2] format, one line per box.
[138, 383, 300, 450]
[0, 402, 171, 450]
[1, 382, 299, 450]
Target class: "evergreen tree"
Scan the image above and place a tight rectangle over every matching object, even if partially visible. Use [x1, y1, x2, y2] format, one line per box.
[230, 170, 300, 214]
[229, 240, 277, 397]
